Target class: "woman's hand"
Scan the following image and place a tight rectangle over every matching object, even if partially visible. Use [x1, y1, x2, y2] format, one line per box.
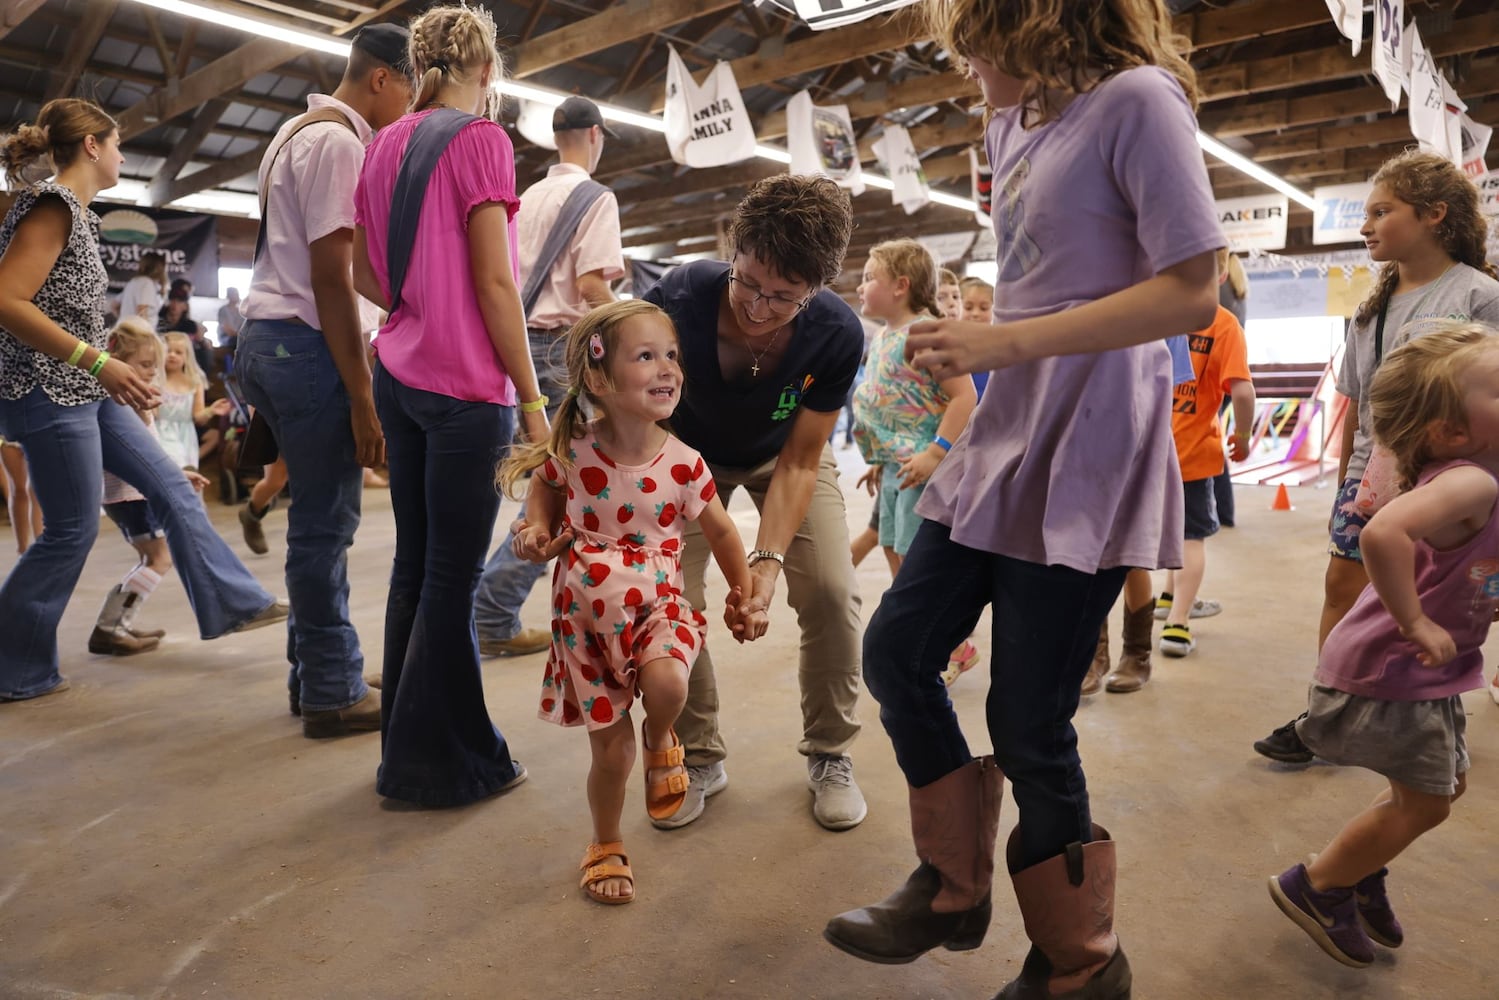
[97, 357, 160, 411]
[905, 319, 1011, 380]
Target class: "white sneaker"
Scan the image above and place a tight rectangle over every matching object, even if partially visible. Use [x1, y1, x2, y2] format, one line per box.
[649, 761, 727, 830]
[807, 753, 867, 831]
[1188, 599, 1223, 619]
[1159, 623, 1196, 657]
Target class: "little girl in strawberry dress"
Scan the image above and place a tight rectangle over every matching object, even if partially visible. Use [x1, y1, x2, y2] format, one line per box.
[500, 300, 767, 906]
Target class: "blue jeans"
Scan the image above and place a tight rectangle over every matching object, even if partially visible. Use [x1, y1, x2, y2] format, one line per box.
[863, 519, 1126, 871]
[0, 387, 274, 699]
[473, 327, 568, 642]
[237, 319, 367, 713]
[373, 362, 520, 806]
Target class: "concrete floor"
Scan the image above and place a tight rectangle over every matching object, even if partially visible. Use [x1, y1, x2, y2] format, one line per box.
[2, 451, 1497, 1000]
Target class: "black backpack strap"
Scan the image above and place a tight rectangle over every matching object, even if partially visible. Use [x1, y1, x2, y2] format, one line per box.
[520, 179, 610, 318]
[387, 108, 480, 312]
[253, 108, 356, 266]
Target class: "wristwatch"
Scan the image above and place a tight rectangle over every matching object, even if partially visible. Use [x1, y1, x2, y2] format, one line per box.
[748, 549, 784, 568]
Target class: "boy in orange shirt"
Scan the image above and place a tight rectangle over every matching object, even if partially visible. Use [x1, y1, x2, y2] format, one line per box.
[1159, 295, 1256, 657]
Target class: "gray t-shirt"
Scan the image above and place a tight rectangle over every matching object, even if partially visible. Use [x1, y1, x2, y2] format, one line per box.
[1337, 263, 1499, 480]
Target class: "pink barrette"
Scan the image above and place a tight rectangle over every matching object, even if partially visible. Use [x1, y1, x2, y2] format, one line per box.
[588, 333, 606, 360]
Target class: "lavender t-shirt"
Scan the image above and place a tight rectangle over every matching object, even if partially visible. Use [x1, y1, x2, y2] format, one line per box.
[916, 66, 1224, 572]
[355, 110, 521, 405]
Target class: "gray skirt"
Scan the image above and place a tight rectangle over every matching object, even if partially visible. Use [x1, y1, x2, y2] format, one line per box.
[1297, 685, 1469, 796]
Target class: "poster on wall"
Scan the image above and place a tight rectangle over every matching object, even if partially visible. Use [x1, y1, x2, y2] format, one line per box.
[663, 46, 756, 168]
[97, 206, 218, 294]
[1216, 194, 1289, 251]
[1370, 0, 1407, 108]
[1312, 181, 1372, 245]
[786, 90, 864, 196]
[785, 0, 920, 30]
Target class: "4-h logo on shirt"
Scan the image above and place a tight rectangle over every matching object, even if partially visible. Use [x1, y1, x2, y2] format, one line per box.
[772, 374, 816, 422]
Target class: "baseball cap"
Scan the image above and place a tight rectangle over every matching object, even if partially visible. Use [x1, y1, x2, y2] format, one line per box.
[552, 96, 618, 138]
[351, 23, 412, 77]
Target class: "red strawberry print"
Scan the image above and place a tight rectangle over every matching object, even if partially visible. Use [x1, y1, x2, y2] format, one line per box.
[591, 599, 605, 619]
[541, 697, 556, 714]
[637, 477, 657, 494]
[586, 697, 614, 724]
[671, 463, 693, 485]
[700, 479, 717, 503]
[583, 562, 611, 588]
[661, 538, 680, 553]
[625, 587, 644, 607]
[664, 602, 681, 621]
[579, 466, 611, 498]
[582, 506, 600, 532]
[580, 658, 600, 681]
[617, 503, 635, 524]
[675, 625, 696, 649]
[562, 700, 581, 724]
[669, 647, 688, 664]
[657, 581, 675, 599]
[591, 444, 617, 469]
[656, 501, 678, 528]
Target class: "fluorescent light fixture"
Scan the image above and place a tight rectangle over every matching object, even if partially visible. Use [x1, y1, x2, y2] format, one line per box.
[1197, 131, 1317, 210]
[122, 0, 1317, 226]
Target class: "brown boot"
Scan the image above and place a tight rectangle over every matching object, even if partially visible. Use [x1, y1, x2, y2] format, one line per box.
[993, 825, 1132, 1000]
[87, 626, 160, 656]
[824, 757, 1003, 963]
[1104, 601, 1153, 693]
[301, 688, 382, 738]
[1080, 622, 1108, 697]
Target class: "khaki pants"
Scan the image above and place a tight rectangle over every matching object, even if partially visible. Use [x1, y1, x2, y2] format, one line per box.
[678, 445, 862, 765]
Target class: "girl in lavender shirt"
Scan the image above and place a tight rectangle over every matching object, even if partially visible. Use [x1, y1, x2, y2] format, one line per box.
[824, 2, 1222, 995]
[1269, 325, 1499, 969]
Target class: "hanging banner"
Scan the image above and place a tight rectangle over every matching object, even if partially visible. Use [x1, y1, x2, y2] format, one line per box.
[97, 207, 218, 295]
[870, 125, 928, 214]
[1440, 75, 1468, 168]
[663, 46, 756, 168]
[515, 99, 558, 151]
[1408, 27, 1454, 160]
[1461, 115, 1494, 178]
[917, 232, 977, 265]
[787, 0, 921, 30]
[969, 147, 992, 228]
[1323, 0, 1363, 56]
[1370, 1, 1406, 108]
[1216, 194, 1289, 251]
[1313, 181, 1372, 245]
[786, 90, 864, 196]
[1477, 170, 1499, 264]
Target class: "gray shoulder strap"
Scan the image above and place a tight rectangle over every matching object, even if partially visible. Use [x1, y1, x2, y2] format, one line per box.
[387, 108, 479, 312]
[520, 179, 610, 319]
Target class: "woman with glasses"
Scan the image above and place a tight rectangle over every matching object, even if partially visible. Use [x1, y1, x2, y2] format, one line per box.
[638, 174, 868, 833]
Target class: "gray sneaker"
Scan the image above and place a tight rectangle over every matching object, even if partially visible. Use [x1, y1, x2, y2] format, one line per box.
[807, 753, 867, 831]
[650, 761, 727, 830]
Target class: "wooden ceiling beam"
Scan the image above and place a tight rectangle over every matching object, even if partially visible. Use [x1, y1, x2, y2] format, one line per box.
[41, 0, 117, 102]
[511, 0, 739, 79]
[117, 37, 306, 141]
[0, 0, 47, 41]
[1173, 0, 1333, 49]
[147, 99, 233, 207]
[162, 143, 270, 205]
[1216, 102, 1498, 167]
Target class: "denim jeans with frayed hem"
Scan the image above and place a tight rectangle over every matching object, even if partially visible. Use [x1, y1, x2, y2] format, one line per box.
[0, 387, 274, 700]
[237, 319, 367, 714]
[373, 363, 521, 807]
[862, 519, 1127, 871]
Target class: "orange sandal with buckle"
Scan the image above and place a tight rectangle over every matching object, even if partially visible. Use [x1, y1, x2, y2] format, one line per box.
[579, 841, 634, 905]
[643, 725, 689, 821]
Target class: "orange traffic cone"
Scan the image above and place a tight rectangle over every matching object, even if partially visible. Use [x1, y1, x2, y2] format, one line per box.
[1271, 484, 1293, 511]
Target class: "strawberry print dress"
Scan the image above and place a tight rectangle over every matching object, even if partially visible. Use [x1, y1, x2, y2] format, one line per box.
[537, 426, 717, 731]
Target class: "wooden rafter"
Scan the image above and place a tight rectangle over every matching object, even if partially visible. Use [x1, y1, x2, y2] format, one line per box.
[0, 0, 46, 41]
[147, 98, 232, 206]
[42, 0, 118, 103]
[511, 0, 739, 79]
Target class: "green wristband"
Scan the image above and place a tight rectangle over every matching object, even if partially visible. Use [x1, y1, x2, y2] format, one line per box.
[66, 341, 87, 367]
[88, 350, 110, 378]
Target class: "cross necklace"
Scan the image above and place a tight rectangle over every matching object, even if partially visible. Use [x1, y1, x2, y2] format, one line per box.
[745, 323, 786, 377]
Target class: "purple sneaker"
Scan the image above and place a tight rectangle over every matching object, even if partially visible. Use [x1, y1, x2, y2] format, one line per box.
[1354, 867, 1404, 948]
[1268, 864, 1375, 968]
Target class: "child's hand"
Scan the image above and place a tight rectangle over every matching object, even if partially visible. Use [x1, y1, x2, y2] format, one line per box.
[512, 522, 573, 563]
[723, 586, 769, 642]
[1228, 433, 1250, 463]
[210, 398, 232, 417]
[1400, 615, 1456, 667]
[897, 446, 942, 490]
[856, 467, 879, 496]
[184, 470, 210, 494]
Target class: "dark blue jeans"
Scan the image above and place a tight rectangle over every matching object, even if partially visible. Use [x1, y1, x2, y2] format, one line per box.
[237, 320, 367, 713]
[373, 363, 520, 807]
[863, 519, 1127, 871]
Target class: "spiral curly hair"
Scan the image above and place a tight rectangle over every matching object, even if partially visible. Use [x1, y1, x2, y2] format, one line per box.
[1354, 149, 1499, 328]
[868, 239, 942, 320]
[924, 0, 1196, 128]
[496, 300, 681, 499]
[408, 4, 502, 119]
[0, 99, 116, 190]
[1368, 322, 1499, 490]
[729, 175, 852, 287]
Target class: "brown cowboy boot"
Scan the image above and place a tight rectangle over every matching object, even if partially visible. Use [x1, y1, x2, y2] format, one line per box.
[1104, 601, 1153, 693]
[88, 586, 161, 656]
[993, 825, 1132, 1000]
[1080, 621, 1108, 697]
[824, 757, 1003, 963]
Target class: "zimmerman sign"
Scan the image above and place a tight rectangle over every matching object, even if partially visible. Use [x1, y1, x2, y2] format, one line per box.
[1313, 181, 1373, 245]
[1215, 194, 1288, 251]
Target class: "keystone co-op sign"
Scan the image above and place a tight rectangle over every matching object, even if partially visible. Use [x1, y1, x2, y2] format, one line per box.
[1215, 194, 1288, 251]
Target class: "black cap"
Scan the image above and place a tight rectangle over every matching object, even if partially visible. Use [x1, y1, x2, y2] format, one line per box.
[351, 23, 412, 76]
[552, 96, 618, 138]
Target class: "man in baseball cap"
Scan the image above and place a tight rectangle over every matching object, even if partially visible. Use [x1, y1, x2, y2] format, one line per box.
[350, 22, 414, 79]
[552, 96, 619, 139]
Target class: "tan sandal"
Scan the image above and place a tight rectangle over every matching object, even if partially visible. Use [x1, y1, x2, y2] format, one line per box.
[643, 725, 688, 821]
[579, 841, 634, 905]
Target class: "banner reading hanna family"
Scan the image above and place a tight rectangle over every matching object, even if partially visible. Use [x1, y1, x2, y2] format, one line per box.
[663, 46, 756, 168]
[96, 206, 218, 294]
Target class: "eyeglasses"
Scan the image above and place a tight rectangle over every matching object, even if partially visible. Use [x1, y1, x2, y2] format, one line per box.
[729, 272, 811, 317]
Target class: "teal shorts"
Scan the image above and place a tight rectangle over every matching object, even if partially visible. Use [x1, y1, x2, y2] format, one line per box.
[878, 463, 926, 556]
